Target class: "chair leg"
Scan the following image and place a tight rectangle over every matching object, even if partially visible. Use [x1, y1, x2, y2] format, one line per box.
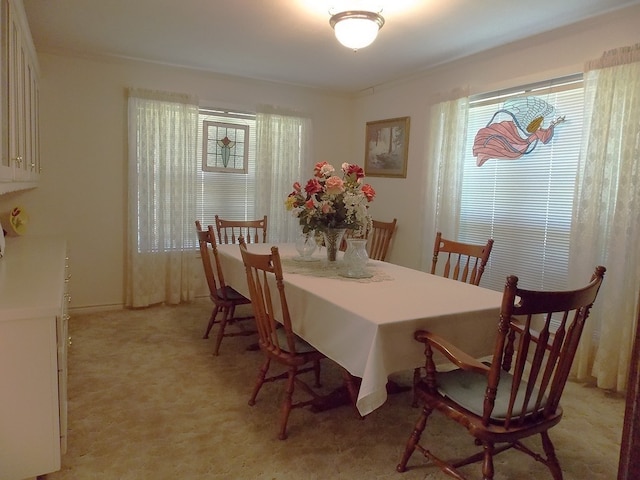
[248, 358, 270, 406]
[481, 441, 495, 480]
[411, 367, 421, 407]
[212, 307, 230, 356]
[397, 404, 432, 472]
[228, 305, 241, 330]
[203, 305, 220, 339]
[278, 367, 297, 440]
[541, 431, 563, 480]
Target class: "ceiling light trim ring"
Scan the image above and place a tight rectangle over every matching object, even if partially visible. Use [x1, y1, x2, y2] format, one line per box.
[329, 10, 385, 30]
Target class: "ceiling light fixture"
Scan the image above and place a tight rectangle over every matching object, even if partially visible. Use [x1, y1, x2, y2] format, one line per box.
[329, 10, 385, 51]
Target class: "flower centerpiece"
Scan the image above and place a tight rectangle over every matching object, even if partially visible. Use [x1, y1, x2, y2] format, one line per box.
[286, 162, 376, 261]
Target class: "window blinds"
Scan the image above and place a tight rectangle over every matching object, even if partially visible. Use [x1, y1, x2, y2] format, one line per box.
[194, 109, 257, 231]
[459, 76, 584, 291]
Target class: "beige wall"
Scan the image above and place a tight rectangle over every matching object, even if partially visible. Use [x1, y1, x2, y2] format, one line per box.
[353, 4, 640, 270]
[0, 54, 353, 309]
[2, 4, 639, 309]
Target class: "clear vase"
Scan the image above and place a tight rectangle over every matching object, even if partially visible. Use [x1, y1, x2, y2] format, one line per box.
[343, 238, 369, 277]
[322, 228, 347, 262]
[295, 231, 317, 259]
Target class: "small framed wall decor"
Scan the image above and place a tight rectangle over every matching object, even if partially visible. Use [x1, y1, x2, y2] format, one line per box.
[364, 116, 410, 178]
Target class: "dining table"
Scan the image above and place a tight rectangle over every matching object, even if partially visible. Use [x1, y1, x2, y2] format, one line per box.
[216, 243, 503, 416]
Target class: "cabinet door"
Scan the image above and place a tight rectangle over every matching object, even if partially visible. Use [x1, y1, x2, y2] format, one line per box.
[29, 60, 39, 177]
[8, 2, 26, 181]
[4, 0, 39, 184]
[0, 317, 61, 480]
[57, 258, 71, 454]
[0, 0, 12, 181]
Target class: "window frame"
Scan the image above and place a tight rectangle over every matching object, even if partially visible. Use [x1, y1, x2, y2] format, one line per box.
[195, 108, 258, 229]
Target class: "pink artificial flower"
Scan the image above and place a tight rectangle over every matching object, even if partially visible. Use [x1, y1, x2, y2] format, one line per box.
[325, 176, 345, 195]
[305, 199, 315, 210]
[321, 202, 333, 214]
[314, 161, 329, 177]
[315, 162, 336, 178]
[293, 181, 302, 192]
[361, 184, 376, 202]
[305, 178, 323, 195]
[344, 163, 365, 180]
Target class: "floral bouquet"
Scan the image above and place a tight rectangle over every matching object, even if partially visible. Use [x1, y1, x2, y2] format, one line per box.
[285, 162, 376, 237]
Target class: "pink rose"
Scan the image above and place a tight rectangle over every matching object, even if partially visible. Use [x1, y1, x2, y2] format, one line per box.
[321, 202, 332, 214]
[293, 181, 301, 192]
[361, 184, 376, 202]
[305, 199, 315, 209]
[325, 176, 345, 195]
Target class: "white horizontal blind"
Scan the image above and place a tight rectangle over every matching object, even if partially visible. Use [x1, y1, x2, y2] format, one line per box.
[459, 76, 584, 292]
[194, 109, 257, 237]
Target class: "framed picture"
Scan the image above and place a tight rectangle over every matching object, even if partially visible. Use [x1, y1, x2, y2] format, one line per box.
[364, 116, 410, 178]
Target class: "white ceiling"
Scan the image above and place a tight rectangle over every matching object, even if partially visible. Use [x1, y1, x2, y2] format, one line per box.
[22, 0, 640, 93]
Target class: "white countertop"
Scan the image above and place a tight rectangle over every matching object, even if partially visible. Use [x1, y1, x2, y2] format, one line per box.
[0, 236, 67, 322]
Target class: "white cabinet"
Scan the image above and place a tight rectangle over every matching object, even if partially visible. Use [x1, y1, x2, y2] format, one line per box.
[0, 237, 69, 480]
[0, 0, 40, 194]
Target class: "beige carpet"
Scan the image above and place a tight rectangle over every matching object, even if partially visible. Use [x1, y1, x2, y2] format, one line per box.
[47, 299, 624, 480]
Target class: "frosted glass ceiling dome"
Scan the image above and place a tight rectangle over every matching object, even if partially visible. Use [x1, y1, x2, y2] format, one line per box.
[329, 10, 385, 51]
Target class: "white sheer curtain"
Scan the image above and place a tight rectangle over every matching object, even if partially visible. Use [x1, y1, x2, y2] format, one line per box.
[126, 89, 200, 308]
[255, 111, 313, 242]
[421, 96, 469, 271]
[569, 44, 640, 391]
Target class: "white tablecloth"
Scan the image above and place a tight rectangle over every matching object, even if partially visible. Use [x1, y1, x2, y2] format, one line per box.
[217, 243, 503, 415]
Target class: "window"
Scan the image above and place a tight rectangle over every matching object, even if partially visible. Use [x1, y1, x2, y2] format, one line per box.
[195, 108, 257, 224]
[459, 75, 584, 291]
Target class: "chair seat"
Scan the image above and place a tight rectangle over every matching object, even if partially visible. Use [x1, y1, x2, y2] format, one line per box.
[216, 285, 251, 303]
[274, 328, 317, 354]
[436, 367, 547, 421]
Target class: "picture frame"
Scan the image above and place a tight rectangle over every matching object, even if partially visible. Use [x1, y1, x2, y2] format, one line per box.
[364, 116, 410, 178]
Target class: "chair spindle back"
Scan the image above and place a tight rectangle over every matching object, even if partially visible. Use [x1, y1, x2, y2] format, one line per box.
[215, 215, 267, 244]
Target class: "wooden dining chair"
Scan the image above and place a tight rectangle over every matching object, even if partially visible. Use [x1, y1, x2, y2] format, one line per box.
[215, 214, 267, 244]
[431, 232, 493, 286]
[238, 238, 326, 439]
[367, 218, 397, 261]
[413, 233, 494, 406]
[195, 221, 255, 355]
[340, 218, 397, 261]
[397, 265, 606, 479]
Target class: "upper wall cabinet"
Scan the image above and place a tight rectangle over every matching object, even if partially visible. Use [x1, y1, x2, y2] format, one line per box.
[0, 0, 40, 195]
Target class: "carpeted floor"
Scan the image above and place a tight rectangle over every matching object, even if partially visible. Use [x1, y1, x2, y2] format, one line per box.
[46, 299, 624, 480]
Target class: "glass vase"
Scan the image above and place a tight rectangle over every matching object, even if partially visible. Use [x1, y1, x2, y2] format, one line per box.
[343, 238, 369, 277]
[322, 228, 347, 263]
[295, 231, 317, 259]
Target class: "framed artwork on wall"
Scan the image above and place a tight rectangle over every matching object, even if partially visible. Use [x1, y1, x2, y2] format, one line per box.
[364, 116, 410, 178]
